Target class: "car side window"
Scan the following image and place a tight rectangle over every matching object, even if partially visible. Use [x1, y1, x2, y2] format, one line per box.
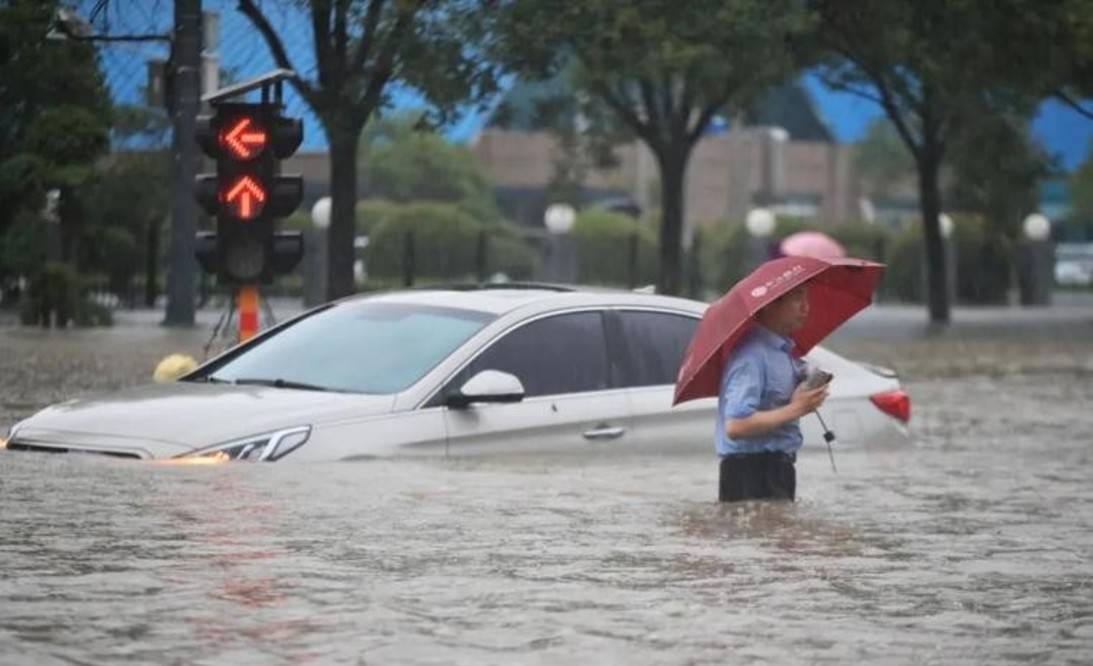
[443, 311, 611, 400]
[614, 310, 699, 388]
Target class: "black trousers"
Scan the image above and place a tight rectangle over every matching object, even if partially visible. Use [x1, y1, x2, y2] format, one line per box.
[718, 451, 796, 502]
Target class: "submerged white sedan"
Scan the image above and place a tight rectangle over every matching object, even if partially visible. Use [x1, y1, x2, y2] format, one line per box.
[3, 285, 910, 462]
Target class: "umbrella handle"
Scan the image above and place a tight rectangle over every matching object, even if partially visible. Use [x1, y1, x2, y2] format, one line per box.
[813, 410, 837, 474]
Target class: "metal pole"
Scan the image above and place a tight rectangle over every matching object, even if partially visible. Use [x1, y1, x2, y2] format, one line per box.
[403, 230, 416, 287]
[238, 285, 259, 342]
[164, 0, 201, 325]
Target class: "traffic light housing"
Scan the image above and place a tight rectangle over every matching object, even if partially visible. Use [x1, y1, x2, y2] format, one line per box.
[194, 102, 304, 284]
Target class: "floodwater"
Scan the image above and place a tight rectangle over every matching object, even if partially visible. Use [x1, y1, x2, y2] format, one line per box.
[2, 308, 1093, 664]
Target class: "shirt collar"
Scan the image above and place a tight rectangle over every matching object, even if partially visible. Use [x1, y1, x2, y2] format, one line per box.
[752, 323, 795, 353]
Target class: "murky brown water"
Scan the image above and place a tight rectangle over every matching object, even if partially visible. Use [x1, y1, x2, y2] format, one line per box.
[2, 309, 1093, 664]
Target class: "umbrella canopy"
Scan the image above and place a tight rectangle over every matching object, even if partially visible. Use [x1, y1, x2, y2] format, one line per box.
[780, 231, 846, 259]
[673, 256, 884, 406]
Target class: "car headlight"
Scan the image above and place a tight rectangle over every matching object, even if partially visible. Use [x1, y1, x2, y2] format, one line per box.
[176, 426, 311, 463]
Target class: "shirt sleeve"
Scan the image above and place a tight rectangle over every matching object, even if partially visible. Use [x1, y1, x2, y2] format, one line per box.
[721, 355, 764, 421]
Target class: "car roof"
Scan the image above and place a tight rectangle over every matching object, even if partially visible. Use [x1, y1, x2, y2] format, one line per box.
[342, 284, 708, 317]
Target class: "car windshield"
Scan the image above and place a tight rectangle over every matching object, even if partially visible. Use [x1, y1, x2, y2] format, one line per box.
[203, 300, 496, 394]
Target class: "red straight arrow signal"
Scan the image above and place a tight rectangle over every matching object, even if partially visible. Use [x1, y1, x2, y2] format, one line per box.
[223, 175, 267, 220]
[220, 117, 268, 160]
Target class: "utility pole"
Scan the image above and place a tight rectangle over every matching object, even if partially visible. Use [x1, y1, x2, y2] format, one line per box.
[164, 0, 201, 326]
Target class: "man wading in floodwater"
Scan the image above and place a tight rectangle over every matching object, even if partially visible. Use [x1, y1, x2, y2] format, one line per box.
[716, 284, 827, 502]
[672, 256, 886, 502]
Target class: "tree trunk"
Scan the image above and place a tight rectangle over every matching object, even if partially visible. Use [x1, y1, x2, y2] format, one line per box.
[656, 148, 688, 296]
[326, 127, 360, 300]
[917, 150, 950, 324]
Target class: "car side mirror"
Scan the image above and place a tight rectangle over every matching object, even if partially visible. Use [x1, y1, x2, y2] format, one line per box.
[446, 370, 525, 409]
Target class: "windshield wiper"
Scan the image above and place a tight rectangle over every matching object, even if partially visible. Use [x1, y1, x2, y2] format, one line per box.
[231, 378, 335, 392]
[189, 374, 230, 384]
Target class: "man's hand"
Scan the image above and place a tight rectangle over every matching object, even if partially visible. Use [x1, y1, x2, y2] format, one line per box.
[789, 383, 829, 418]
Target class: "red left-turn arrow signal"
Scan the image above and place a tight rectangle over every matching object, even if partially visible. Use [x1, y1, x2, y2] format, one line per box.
[219, 117, 268, 160]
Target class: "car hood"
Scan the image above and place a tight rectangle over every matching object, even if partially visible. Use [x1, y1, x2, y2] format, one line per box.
[13, 381, 395, 457]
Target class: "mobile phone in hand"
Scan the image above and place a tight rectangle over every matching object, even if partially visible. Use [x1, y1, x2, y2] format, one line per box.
[803, 368, 833, 390]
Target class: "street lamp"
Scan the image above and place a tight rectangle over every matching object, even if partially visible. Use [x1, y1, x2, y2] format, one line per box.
[542, 203, 577, 282]
[305, 196, 331, 306]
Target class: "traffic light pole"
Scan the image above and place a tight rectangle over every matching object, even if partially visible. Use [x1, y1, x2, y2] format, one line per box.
[237, 285, 259, 342]
[164, 0, 201, 326]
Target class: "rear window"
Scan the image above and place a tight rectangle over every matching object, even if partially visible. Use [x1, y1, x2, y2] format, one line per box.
[613, 310, 698, 387]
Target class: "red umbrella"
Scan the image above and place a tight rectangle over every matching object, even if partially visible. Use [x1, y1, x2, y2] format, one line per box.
[673, 256, 884, 406]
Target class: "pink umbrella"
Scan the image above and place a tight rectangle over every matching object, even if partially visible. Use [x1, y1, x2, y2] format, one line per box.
[780, 231, 846, 259]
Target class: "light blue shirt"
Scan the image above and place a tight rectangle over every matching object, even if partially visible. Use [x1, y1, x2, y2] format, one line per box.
[716, 324, 805, 457]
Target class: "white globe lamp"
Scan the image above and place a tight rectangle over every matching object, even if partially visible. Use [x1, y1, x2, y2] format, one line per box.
[1022, 213, 1051, 241]
[311, 196, 332, 230]
[745, 207, 775, 238]
[544, 203, 577, 235]
[939, 213, 954, 239]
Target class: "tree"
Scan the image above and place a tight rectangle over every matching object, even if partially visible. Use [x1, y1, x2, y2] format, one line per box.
[494, 0, 808, 295]
[238, 0, 498, 299]
[853, 119, 915, 201]
[0, 0, 111, 242]
[359, 112, 502, 222]
[811, 0, 1044, 324]
[946, 113, 1055, 238]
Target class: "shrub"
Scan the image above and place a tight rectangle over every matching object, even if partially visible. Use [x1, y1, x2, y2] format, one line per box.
[570, 208, 658, 287]
[364, 202, 537, 282]
[952, 214, 1012, 304]
[18, 262, 112, 327]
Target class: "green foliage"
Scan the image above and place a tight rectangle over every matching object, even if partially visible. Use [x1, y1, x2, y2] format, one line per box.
[18, 262, 111, 328]
[0, 211, 47, 279]
[364, 203, 537, 281]
[827, 223, 890, 263]
[1070, 143, 1093, 226]
[356, 199, 406, 236]
[360, 114, 502, 223]
[0, 0, 111, 238]
[572, 208, 658, 286]
[883, 227, 925, 303]
[880, 216, 1014, 305]
[854, 119, 915, 199]
[946, 114, 1055, 238]
[951, 214, 1013, 305]
[494, 0, 810, 294]
[699, 221, 752, 293]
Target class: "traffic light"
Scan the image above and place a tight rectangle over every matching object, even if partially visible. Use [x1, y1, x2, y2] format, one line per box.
[194, 102, 304, 284]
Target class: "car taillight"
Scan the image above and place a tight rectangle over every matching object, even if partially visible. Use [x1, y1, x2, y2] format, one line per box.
[871, 390, 910, 423]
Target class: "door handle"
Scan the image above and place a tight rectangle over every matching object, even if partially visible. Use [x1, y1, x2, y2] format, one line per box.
[582, 424, 626, 441]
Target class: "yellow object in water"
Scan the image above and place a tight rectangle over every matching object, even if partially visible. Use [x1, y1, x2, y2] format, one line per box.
[153, 354, 199, 383]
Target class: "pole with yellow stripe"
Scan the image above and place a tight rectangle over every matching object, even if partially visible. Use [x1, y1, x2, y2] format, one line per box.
[237, 285, 260, 342]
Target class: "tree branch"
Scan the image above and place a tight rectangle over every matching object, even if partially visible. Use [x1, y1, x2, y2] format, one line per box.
[310, 0, 333, 89]
[686, 91, 731, 145]
[334, 0, 350, 84]
[637, 77, 665, 144]
[1056, 89, 1093, 121]
[357, 1, 420, 118]
[237, 0, 317, 103]
[351, 0, 387, 75]
[598, 82, 660, 153]
[815, 71, 884, 106]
